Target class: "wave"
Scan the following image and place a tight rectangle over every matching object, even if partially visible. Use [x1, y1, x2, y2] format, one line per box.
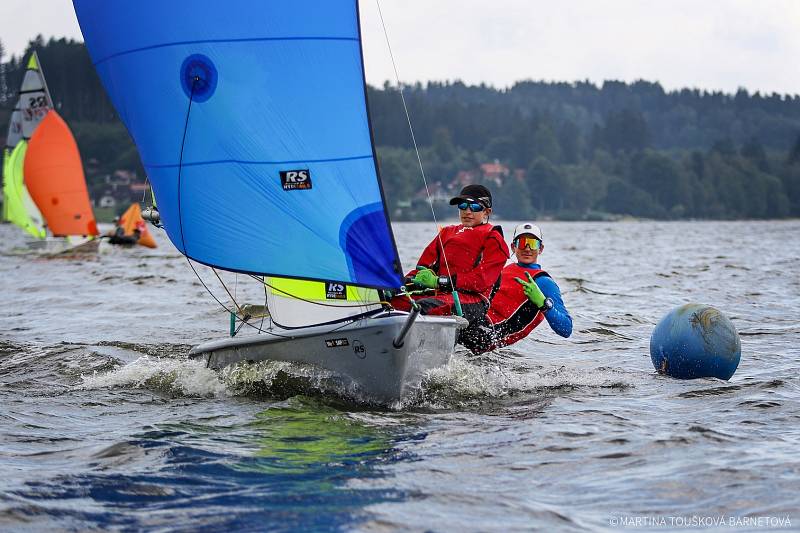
[80, 355, 228, 398]
[414, 354, 639, 407]
[77, 350, 643, 409]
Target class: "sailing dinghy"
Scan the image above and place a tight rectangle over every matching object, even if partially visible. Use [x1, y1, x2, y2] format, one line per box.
[73, 0, 465, 402]
[3, 54, 47, 241]
[3, 52, 99, 255]
[106, 203, 158, 248]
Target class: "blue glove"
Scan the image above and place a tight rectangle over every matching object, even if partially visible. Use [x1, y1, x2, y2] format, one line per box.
[514, 271, 545, 307]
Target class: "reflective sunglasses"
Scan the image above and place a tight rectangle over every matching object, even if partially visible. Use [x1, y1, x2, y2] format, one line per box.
[513, 236, 541, 250]
[457, 201, 485, 212]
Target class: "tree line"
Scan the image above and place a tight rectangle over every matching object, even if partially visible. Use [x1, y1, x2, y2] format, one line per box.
[2, 36, 799, 220]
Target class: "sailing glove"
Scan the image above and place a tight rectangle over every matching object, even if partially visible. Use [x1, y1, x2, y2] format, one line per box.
[515, 271, 545, 308]
[413, 268, 438, 289]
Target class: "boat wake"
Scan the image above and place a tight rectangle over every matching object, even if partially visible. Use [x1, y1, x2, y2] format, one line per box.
[79, 355, 228, 398]
[412, 353, 638, 408]
[78, 349, 642, 410]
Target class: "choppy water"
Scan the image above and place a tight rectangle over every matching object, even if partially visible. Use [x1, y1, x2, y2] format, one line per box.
[1, 220, 798, 532]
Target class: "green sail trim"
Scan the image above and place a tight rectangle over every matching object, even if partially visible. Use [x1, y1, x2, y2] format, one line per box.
[266, 277, 379, 302]
[3, 144, 46, 239]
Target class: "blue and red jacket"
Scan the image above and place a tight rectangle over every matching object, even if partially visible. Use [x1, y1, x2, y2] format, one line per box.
[483, 262, 572, 349]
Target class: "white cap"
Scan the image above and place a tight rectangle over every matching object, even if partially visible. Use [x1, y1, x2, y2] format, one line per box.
[512, 223, 543, 241]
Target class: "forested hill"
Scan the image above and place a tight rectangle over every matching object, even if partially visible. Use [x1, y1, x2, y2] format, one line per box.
[2, 37, 800, 220]
[371, 80, 800, 153]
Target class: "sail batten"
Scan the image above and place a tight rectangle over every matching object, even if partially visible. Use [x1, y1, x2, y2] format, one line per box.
[74, 0, 402, 288]
[143, 154, 373, 169]
[92, 36, 361, 66]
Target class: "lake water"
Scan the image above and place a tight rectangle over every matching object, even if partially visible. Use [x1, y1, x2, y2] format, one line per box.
[1, 220, 798, 531]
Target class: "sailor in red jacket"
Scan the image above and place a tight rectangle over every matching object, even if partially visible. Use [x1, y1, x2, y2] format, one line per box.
[460, 223, 572, 354]
[390, 184, 509, 326]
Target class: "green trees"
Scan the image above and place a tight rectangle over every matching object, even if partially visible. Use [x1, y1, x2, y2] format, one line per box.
[364, 81, 799, 220]
[629, 151, 692, 215]
[596, 109, 650, 153]
[527, 158, 563, 212]
[494, 177, 532, 220]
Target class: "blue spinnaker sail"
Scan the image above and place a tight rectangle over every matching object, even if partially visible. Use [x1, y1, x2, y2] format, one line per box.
[72, 0, 402, 288]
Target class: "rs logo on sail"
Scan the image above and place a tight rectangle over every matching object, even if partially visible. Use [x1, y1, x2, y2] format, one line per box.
[280, 169, 312, 190]
[326, 282, 347, 299]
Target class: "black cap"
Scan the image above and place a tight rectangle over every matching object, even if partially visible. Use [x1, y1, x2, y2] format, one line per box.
[449, 184, 492, 208]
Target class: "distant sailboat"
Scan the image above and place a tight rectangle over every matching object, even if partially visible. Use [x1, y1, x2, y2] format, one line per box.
[2, 54, 47, 239]
[3, 52, 98, 254]
[24, 109, 99, 252]
[106, 202, 157, 248]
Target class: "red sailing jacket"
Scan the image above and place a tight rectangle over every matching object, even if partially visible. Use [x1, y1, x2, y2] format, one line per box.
[485, 263, 548, 348]
[408, 223, 509, 297]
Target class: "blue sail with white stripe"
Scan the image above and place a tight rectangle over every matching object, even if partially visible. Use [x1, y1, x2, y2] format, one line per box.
[72, 0, 402, 288]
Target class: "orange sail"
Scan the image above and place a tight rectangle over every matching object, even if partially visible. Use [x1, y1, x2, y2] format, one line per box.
[24, 110, 98, 237]
[113, 202, 157, 248]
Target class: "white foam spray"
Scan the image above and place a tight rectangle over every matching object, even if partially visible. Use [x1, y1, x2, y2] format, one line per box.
[80, 355, 228, 397]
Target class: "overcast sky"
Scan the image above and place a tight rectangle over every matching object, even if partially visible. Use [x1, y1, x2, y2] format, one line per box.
[2, 0, 799, 95]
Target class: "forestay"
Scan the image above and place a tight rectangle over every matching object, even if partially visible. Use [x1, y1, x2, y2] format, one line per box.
[73, 0, 403, 289]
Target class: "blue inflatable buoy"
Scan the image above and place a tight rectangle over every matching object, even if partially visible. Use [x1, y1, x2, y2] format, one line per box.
[650, 304, 741, 380]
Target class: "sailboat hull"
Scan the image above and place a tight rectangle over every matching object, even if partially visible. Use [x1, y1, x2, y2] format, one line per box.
[189, 312, 467, 403]
[24, 237, 99, 256]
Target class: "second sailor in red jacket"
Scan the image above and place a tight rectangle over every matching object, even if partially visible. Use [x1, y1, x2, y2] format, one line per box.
[390, 184, 509, 326]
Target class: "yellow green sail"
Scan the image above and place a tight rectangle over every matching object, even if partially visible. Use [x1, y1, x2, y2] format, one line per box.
[3, 143, 46, 239]
[267, 277, 378, 302]
[265, 277, 381, 328]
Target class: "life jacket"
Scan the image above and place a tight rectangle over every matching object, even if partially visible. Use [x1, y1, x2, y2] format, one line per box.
[485, 263, 549, 348]
[415, 223, 508, 297]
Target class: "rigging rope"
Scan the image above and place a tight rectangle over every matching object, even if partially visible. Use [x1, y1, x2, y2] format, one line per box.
[212, 267, 244, 315]
[175, 77, 197, 253]
[374, 0, 457, 291]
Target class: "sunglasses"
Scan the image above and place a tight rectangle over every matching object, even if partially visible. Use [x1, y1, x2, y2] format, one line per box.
[513, 236, 541, 250]
[457, 202, 485, 212]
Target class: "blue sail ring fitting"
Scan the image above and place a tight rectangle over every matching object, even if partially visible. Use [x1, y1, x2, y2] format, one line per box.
[180, 54, 217, 102]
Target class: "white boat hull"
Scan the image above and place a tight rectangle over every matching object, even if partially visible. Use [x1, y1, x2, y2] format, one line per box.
[189, 312, 467, 403]
[24, 237, 99, 255]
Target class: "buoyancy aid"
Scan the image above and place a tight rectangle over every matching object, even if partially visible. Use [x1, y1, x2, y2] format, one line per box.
[485, 263, 549, 348]
[410, 223, 509, 296]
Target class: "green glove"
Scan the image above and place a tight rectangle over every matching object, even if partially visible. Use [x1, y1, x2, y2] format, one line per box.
[413, 267, 438, 289]
[515, 271, 545, 307]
